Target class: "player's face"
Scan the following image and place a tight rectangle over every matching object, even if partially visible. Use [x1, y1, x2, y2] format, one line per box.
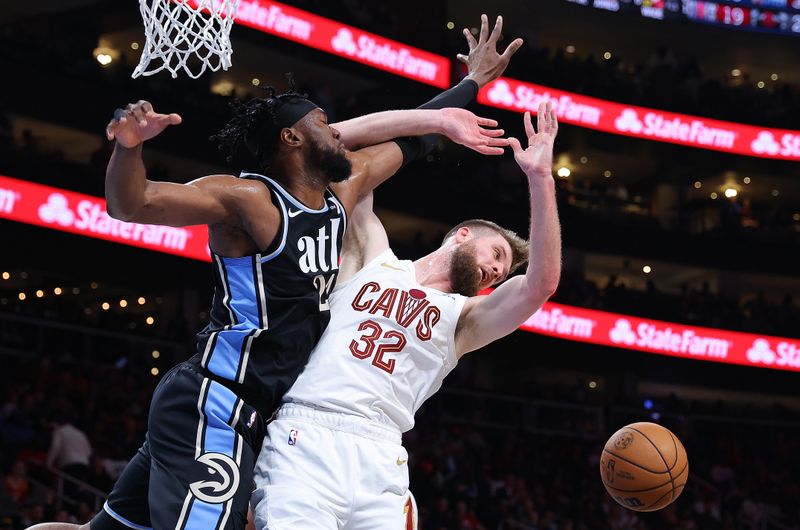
[450, 232, 513, 296]
[302, 109, 352, 182]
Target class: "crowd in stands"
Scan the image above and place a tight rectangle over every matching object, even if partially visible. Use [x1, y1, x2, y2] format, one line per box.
[1, 349, 799, 530]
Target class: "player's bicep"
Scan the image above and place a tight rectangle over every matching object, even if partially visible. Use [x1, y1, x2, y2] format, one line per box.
[455, 277, 550, 357]
[132, 175, 238, 227]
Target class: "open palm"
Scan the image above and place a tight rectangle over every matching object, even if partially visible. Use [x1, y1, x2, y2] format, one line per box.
[106, 100, 182, 148]
[508, 102, 559, 176]
[441, 108, 509, 155]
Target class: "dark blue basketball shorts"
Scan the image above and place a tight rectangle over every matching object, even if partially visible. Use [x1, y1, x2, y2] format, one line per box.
[90, 362, 266, 530]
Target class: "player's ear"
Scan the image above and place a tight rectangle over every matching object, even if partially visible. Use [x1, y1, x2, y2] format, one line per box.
[454, 226, 471, 243]
[280, 127, 303, 147]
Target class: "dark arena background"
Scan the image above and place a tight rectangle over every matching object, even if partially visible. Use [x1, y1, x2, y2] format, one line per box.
[1, 0, 800, 529]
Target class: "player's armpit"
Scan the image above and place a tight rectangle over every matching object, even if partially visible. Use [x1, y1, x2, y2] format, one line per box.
[454, 275, 557, 358]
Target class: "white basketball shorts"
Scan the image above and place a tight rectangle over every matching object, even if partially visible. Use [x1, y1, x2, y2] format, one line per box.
[251, 403, 417, 530]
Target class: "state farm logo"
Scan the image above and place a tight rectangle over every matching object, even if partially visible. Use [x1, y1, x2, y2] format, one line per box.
[614, 109, 643, 134]
[608, 318, 730, 358]
[36, 193, 191, 251]
[235, 2, 313, 41]
[746, 338, 800, 368]
[525, 306, 596, 338]
[609, 319, 637, 345]
[613, 108, 736, 149]
[482, 80, 602, 126]
[750, 130, 800, 158]
[39, 193, 75, 226]
[486, 80, 514, 106]
[0, 187, 21, 215]
[751, 131, 780, 155]
[331, 28, 357, 55]
[329, 28, 440, 82]
[746, 339, 776, 365]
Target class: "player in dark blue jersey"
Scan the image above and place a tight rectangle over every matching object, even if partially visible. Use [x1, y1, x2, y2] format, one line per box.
[27, 14, 520, 530]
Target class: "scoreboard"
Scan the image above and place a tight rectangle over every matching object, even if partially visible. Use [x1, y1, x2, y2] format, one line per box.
[566, 0, 800, 35]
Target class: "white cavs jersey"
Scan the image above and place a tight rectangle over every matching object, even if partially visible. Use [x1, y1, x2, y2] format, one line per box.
[283, 249, 467, 432]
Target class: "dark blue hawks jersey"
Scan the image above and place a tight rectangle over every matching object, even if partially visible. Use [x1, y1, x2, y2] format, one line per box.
[190, 172, 347, 416]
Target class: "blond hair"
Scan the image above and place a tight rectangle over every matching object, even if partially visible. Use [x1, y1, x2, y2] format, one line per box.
[442, 219, 529, 274]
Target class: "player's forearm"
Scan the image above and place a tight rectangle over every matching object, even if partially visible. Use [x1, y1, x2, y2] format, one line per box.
[105, 143, 150, 221]
[523, 174, 561, 299]
[334, 109, 445, 150]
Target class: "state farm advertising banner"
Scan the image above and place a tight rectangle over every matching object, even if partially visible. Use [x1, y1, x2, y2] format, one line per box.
[4, 174, 799, 372]
[522, 301, 800, 372]
[0, 175, 211, 262]
[189, 0, 450, 88]
[478, 77, 800, 161]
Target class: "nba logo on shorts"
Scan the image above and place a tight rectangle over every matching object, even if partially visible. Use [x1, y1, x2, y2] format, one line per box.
[288, 429, 299, 446]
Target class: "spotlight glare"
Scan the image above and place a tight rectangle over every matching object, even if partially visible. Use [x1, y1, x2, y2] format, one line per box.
[693, 181, 702, 189]
[102, 302, 110, 310]
[603, 170, 612, 178]
[151, 367, 159, 376]
[710, 192, 718, 199]
[120, 299, 128, 308]
[724, 188, 738, 198]
[642, 265, 652, 274]
[54, 287, 62, 295]
[146, 316, 155, 325]
[557, 167, 571, 178]
[1, 272, 9, 280]
[138, 296, 146, 305]
[18, 293, 26, 301]
[446, 21, 455, 30]
[743, 176, 751, 184]
[35, 290, 45, 298]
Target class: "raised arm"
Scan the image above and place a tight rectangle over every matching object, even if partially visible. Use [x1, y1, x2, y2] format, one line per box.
[455, 103, 562, 357]
[104, 100, 248, 227]
[333, 13, 521, 153]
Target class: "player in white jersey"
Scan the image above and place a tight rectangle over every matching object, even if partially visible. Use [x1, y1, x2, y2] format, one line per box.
[250, 100, 561, 530]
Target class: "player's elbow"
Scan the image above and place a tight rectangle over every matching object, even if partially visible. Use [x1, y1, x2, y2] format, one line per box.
[106, 199, 145, 222]
[522, 276, 559, 305]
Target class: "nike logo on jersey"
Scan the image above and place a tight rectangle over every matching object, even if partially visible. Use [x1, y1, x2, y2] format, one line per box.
[381, 262, 404, 271]
[287, 209, 302, 218]
[396, 457, 407, 466]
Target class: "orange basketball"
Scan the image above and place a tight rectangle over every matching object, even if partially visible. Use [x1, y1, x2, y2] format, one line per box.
[599, 422, 689, 512]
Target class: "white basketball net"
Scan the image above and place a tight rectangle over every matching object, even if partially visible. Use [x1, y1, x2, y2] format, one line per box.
[133, 0, 240, 79]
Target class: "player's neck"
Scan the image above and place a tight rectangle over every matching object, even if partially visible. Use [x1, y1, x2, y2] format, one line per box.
[273, 160, 330, 209]
[413, 249, 453, 293]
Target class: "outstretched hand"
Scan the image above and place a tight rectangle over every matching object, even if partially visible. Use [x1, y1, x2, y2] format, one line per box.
[508, 102, 559, 177]
[106, 100, 182, 148]
[458, 14, 523, 89]
[440, 108, 509, 155]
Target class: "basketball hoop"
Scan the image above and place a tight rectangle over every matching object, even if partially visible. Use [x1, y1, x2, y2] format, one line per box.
[133, 0, 240, 79]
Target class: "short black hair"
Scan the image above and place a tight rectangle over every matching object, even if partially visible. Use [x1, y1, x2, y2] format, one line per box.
[210, 78, 311, 172]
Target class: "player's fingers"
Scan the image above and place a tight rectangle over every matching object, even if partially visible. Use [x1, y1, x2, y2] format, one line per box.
[537, 103, 546, 134]
[477, 145, 506, 156]
[456, 53, 469, 64]
[501, 38, 524, 60]
[488, 15, 503, 44]
[478, 14, 489, 43]
[550, 107, 558, 130]
[507, 137, 523, 154]
[524, 111, 535, 140]
[131, 106, 148, 127]
[463, 29, 477, 50]
[480, 128, 505, 138]
[168, 113, 182, 125]
[476, 117, 499, 128]
[139, 100, 154, 114]
[486, 137, 510, 147]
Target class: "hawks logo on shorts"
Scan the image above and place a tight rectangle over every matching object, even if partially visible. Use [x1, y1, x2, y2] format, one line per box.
[189, 452, 241, 504]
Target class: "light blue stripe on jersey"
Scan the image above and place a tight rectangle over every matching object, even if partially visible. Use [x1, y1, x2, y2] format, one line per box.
[203, 381, 237, 455]
[206, 257, 263, 381]
[184, 500, 224, 530]
[182, 381, 237, 530]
